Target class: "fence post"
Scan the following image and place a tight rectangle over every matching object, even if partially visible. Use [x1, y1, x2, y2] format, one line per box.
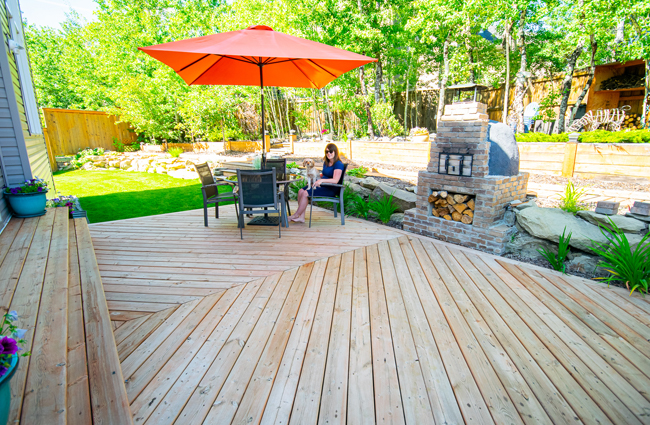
[347, 138, 353, 161]
[289, 134, 296, 154]
[562, 133, 579, 177]
[43, 127, 58, 172]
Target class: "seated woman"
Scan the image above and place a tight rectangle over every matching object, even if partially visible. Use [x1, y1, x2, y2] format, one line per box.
[289, 143, 344, 223]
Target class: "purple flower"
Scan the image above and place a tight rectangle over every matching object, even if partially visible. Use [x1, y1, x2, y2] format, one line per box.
[0, 366, 7, 377]
[10, 188, 18, 194]
[0, 337, 18, 356]
[37, 187, 43, 192]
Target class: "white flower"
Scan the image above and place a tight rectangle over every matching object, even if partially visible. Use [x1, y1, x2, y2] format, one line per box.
[12, 328, 26, 339]
[7, 311, 18, 321]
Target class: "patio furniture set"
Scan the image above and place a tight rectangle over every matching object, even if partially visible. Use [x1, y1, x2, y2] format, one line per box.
[194, 158, 347, 237]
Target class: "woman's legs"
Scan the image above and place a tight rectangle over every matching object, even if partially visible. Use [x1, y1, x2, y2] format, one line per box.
[290, 189, 310, 222]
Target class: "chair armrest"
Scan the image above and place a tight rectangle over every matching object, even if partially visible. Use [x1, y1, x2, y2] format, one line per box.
[320, 183, 343, 188]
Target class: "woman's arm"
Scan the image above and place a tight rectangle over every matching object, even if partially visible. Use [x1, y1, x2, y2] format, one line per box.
[313, 169, 342, 187]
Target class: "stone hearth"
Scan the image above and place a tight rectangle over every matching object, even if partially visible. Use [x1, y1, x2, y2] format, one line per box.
[404, 101, 529, 254]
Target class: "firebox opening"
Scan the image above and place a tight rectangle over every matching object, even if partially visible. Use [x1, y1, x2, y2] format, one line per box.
[428, 190, 475, 225]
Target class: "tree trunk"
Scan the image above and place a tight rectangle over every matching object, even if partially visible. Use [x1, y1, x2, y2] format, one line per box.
[510, 9, 527, 133]
[375, 56, 384, 104]
[312, 89, 323, 138]
[323, 89, 334, 135]
[570, 37, 597, 123]
[630, 16, 649, 129]
[359, 66, 375, 138]
[404, 57, 411, 134]
[557, 41, 584, 133]
[436, 40, 450, 128]
[503, 22, 511, 124]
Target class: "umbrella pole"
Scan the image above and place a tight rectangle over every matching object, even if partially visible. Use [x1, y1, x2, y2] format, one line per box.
[259, 64, 266, 163]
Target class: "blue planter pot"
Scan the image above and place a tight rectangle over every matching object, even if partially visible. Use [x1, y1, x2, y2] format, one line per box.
[5, 190, 48, 218]
[0, 355, 18, 425]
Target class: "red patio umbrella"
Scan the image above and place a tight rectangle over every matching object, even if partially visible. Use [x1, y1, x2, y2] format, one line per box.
[139, 25, 376, 157]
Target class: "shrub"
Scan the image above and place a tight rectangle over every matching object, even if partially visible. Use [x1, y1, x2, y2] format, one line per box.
[589, 221, 650, 296]
[168, 147, 184, 158]
[71, 148, 104, 169]
[347, 166, 368, 178]
[371, 103, 402, 138]
[515, 129, 650, 144]
[369, 193, 399, 223]
[287, 162, 300, 169]
[538, 228, 572, 273]
[516, 133, 569, 143]
[112, 137, 125, 152]
[348, 192, 371, 219]
[559, 181, 588, 214]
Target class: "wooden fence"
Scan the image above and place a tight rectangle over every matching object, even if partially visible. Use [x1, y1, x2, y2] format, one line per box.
[43, 108, 137, 156]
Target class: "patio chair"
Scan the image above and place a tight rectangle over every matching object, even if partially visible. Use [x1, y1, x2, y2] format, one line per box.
[237, 169, 286, 239]
[262, 158, 292, 216]
[308, 163, 348, 228]
[194, 162, 239, 227]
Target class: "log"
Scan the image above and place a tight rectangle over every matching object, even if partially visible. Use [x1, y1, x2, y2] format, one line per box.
[443, 214, 452, 220]
[467, 198, 475, 211]
[451, 211, 462, 221]
[431, 191, 439, 198]
[453, 194, 468, 203]
[435, 199, 448, 207]
[432, 208, 440, 217]
[461, 215, 473, 224]
[447, 205, 455, 213]
[428, 194, 437, 203]
[463, 209, 474, 218]
[437, 208, 449, 216]
[439, 191, 448, 199]
[446, 195, 456, 205]
[453, 203, 468, 213]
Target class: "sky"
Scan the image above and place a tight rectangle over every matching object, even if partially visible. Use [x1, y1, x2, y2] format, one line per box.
[21, 0, 98, 29]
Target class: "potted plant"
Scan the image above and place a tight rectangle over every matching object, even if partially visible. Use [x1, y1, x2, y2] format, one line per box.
[410, 127, 430, 142]
[3, 177, 48, 217]
[0, 311, 28, 424]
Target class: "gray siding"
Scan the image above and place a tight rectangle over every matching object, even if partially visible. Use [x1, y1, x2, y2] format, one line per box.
[0, 55, 28, 186]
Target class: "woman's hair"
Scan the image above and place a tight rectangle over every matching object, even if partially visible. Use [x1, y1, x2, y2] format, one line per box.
[323, 143, 341, 165]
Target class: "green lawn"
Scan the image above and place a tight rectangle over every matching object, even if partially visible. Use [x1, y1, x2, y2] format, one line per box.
[53, 170, 233, 223]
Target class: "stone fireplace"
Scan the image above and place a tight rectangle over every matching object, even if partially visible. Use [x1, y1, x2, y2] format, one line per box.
[403, 101, 529, 254]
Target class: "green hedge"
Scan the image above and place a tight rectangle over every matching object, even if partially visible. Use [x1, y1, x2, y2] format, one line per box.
[516, 129, 650, 144]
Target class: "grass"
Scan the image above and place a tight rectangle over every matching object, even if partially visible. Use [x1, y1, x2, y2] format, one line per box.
[53, 169, 233, 223]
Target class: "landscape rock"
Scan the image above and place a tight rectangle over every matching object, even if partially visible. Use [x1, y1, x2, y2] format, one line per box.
[389, 213, 404, 226]
[369, 183, 417, 213]
[515, 199, 537, 210]
[505, 231, 557, 261]
[566, 254, 604, 276]
[516, 207, 610, 252]
[359, 177, 380, 190]
[347, 176, 361, 185]
[577, 210, 647, 233]
[347, 183, 372, 198]
[405, 186, 417, 193]
[626, 212, 650, 223]
[487, 121, 519, 176]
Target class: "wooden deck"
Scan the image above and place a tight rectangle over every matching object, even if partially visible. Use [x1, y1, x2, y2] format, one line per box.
[2, 204, 650, 423]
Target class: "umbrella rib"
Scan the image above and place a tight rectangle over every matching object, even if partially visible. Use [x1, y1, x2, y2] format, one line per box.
[307, 59, 337, 78]
[223, 55, 259, 65]
[179, 54, 211, 72]
[265, 58, 297, 65]
[189, 55, 225, 85]
[291, 61, 318, 89]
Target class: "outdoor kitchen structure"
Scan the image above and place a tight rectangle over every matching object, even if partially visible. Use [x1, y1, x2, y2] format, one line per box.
[404, 101, 529, 254]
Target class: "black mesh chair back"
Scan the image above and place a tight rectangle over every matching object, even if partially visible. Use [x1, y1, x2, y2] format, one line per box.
[238, 169, 277, 209]
[308, 163, 348, 228]
[195, 163, 217, 198]
[262, 158, 287, 182]
[336, 163, 348, 186]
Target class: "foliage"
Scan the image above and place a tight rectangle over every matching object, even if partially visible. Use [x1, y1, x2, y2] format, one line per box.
[53, 170, 234, 223]
[287, 162, 300, 170]
[516, 133, 569, 143]
[347, 167, 369, 178]
[370, 103, 402, 138]
[410, 127, 429, 136]
[578, 130, 650, 144]
[71, 148, 105, 169]
[5, 177, 48, 195]
[289, 178, 307, 198]
[0, 311, 30, 377]
[168, 147, 184, 158]
[537, 228, 572, 273]
[46, 195, 78, 216]
[369, 193, 399, 223]
[112, 138, 126, 152]
[347, 192, 371, 219]
[533, 85, 561, 123]
[589, 221, 650, 296]
[559, 181, 588, 214]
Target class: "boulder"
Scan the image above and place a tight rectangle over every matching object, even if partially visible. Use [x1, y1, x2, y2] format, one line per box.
[347, 183, 372, 199]
[405, 186, 417, 193]
[626, 212, 650, 223]
[82, 162, 93, 170]
[347, 176, 361, 185]
[516, 207, 610, 252]
[576, 210, 647, 233]
[93, 161, 106, 167]
[119, 160, 132, 169]
[359, 177, 380, 190]
[369, 183, 417, 213]
[155, 166, 166, 174]
[505, 231, 557, 261]
[566, 254, 604, 276]
[487, 121, 519, 176]
[108, 160, 121, 167]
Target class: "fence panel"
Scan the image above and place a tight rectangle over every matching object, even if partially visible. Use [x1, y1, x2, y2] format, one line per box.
[43, 108, 137, 156]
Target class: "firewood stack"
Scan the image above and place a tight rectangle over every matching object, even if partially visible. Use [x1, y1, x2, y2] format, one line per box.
[427, 191, 475, 224]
